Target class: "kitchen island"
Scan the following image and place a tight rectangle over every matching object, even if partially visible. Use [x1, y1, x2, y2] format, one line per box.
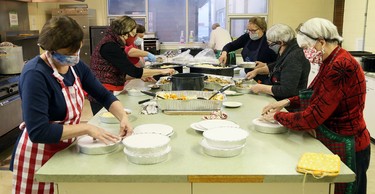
[35, 89, 355, 194]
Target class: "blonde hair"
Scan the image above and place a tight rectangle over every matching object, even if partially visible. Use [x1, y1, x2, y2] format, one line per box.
[249, 17, 267, 32]
[110, 16, 137, 35]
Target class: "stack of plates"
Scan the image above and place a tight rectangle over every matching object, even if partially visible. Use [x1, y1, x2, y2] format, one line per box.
[133, 124, 174, 136]
[190, 119, 239, 132]
[201, 127, 248, 157]
[122, 133, 171, 165]
[77, 135, 120, 155]
[252, 118, 288, 134]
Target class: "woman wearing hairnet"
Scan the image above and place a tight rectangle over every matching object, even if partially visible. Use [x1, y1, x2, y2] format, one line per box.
[262, 18, 371, 194]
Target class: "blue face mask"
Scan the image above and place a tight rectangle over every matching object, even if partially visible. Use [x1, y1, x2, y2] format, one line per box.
[51, 50, 80, 66]
[134, 37, 143, 46]
[249, 33, 260, 40]
[269, 44, 281, 54]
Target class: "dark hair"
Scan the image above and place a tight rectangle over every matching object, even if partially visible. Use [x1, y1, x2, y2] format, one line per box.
[38, 16, 83, 53]
[137, 24, 146, 33]
[110, 16, 137, 35]
[249, 17, 267, 32]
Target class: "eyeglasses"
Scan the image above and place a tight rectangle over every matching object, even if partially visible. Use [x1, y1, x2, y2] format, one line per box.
[296, 23, 317, 40]
[245, 28, 259, 34]
[268, 41, 281, 47]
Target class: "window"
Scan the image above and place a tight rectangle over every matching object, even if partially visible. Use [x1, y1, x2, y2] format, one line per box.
[107, 0, 268, 43]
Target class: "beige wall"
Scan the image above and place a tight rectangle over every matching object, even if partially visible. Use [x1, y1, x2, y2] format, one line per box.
[268, 0, 334, 30]
[28, 0, 336, 43]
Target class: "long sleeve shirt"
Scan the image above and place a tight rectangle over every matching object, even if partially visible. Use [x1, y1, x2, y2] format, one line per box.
[275, 47, 370, 152]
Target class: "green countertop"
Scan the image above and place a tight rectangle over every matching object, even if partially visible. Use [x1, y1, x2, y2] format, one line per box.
[35, 90, 355, 184]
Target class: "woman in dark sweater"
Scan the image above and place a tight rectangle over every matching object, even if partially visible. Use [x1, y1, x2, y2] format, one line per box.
[90, 16, 174, 114]
[246, 23, 311, 101]
[218, 17, 277, 74]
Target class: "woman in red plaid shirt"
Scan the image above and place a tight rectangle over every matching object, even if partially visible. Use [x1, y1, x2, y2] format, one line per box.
[262, 18, 371, 194]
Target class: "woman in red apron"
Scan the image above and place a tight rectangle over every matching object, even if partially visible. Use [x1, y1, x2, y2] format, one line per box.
[11, 16, 132, 194]
[262, 18, 371, 194]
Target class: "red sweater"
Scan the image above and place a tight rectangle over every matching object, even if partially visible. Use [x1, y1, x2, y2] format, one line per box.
[275, 47, 370, 152]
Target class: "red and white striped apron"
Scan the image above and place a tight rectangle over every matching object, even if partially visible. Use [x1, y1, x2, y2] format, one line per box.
[12, 56, 85, 194]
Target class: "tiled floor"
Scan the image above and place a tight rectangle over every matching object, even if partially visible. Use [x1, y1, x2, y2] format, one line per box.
[0, 100, 375, 194]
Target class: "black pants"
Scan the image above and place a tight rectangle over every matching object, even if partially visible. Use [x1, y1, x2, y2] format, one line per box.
[355, 145, 371, 194]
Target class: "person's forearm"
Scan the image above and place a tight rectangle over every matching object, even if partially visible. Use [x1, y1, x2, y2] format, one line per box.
[128, 48, 148, 57]
[108, 100, 128, 121]
[61, 123, 91, 140]
[259, 84, 273, 95]
[142, 68, 165, 78]
[254, 66, 270, 75]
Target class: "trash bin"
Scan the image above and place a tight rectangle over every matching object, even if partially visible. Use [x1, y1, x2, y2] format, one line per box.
[362, 55, 375, 72]
[348, 51, 372, 68]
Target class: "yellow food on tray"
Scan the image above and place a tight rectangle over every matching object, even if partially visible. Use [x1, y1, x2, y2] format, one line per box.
[101, 112, 115, 118]
[206, 76, 231, 85]
[159, 92, 224, 101]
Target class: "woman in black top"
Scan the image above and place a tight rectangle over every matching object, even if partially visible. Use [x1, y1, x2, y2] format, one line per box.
[219, 17, 277, 75]
[246, 23, 311, 101]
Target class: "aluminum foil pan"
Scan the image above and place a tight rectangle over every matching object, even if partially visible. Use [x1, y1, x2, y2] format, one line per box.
[200, 139, 244, 158]
[77, 135, 120, 155]
[123, 146, 171, 165]
[156, 76, 172, 91]
[204, 74, 234, 91]
[156, 91, 224, 111]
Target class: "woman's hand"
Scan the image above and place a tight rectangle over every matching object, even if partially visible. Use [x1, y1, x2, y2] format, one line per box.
[218, 51, 227, 64]
[119, 115, 133, 137]
[261, 109, 277, 123]
[254, 61, 266, 69]
[141, 76, 157, 82]
[246, 69, 258, 80]
[249, 84, 262, 94]
[87, 124, 121, 145]
[262, 99, 289, 115]
[162, 68, 175, 75]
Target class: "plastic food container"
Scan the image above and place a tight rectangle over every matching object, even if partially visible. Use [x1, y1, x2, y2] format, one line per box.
[122, 134, 170, 155]
[203, 127, 248, 149]
[200, 139, 244, 158]
[123, 146, 171, 165]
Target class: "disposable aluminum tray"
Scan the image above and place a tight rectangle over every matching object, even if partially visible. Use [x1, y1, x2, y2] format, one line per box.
[156, 91, 224, 111]
[156, 76, 172, 91]
[204, 74, 234, 91]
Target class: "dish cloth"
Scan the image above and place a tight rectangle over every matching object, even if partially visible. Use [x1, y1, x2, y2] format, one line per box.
[140, 101, 158, 115]
[297, 152, 341, 194]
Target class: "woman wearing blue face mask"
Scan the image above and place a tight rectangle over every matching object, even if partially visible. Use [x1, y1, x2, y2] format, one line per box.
[218, 17, 277, 75]
[10, 16, 133, 194]
[245, 23, 310, 101]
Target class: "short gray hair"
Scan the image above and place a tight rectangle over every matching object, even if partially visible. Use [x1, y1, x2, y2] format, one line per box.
[266, 24, 295, 43]
[298, 17, 343, 43]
